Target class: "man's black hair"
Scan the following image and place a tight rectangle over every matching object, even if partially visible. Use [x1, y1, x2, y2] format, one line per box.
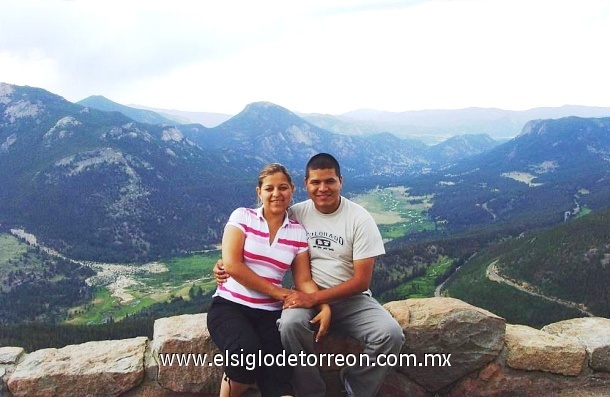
[305, 153, 341, 179]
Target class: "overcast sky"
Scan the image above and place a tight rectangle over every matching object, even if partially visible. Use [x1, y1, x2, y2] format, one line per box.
[2, 0, 610, 115]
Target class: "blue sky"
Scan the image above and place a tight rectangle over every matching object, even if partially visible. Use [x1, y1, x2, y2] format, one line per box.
[2, 0, 610, 115]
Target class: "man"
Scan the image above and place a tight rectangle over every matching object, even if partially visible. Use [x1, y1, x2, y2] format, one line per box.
[215, 153, 404, 397]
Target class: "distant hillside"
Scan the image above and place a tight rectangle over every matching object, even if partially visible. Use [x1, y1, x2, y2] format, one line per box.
[443, 207, 610, 325]
[1, 83, 249, 262]
[77, 96, 181, 125]
[0, 232, 95, 324]
[424, 134, 498, 164]
[178, 101, 430, 180]
[299, 112, 372, 136]
[496, 207, 610, 317]
[406, 116, 610, 231]
[77, 96, 508, 171]
[125, 103, 610, 144]
[332, 105, 610, 141]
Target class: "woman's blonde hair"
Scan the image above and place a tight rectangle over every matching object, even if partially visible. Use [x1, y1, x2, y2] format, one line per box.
[257, 163, 293, 188]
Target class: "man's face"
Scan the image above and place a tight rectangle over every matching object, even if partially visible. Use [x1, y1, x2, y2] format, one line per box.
[305, 168, 342, 214]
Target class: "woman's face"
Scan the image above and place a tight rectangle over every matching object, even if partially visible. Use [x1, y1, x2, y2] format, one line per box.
[256, 172, 294, 217]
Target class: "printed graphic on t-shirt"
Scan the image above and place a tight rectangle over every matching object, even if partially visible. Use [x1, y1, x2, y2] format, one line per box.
[308, 231, 344, 252]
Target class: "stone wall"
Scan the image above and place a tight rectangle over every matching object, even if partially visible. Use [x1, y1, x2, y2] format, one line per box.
[1, 297, 609, 397]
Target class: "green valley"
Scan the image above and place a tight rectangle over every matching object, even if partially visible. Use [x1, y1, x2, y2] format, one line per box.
[66, 252, 221, 324]
[68, 186, 436, 324]
[352, 186, 436, 240]
[380, 256, 454, 301]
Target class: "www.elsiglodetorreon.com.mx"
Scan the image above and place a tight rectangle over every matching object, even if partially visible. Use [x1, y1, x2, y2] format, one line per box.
[158, 350, 451, 370]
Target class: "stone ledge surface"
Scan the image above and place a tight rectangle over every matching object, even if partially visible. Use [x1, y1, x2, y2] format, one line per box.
[0, 348, 23, 365]
[506, 324, 586, 376]
[3, 298, 610, 397]
[386, 297, 506, 392]
[151, 313, 222, 394]
[7, 337, 147, 397]
[543, 318, 610, 372]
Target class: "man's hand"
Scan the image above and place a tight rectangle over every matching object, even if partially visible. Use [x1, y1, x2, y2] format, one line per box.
[213, 259, 229, 285]
[283, 290, 318, 309]
[311, 304, 331, 342]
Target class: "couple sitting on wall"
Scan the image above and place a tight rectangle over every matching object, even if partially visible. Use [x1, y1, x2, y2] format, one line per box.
[208, 153, 405, 397]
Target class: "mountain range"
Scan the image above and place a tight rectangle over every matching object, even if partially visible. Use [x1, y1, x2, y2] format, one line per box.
[80, 94, 610, 143]
[1, 83, 249, 261]
[2, 82, 610, 264]
[77, 96, 499, 176]
[407, 116, 610, 230]
[315, 105, 610, 143]
[77, 96, 182, 125]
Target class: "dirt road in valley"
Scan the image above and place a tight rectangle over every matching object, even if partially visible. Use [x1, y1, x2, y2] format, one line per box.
[486, 260, 594, 317]
[435, 256, 594, 317]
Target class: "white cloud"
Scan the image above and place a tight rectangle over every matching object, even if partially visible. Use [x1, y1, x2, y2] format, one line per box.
[1, 0, 610, 114]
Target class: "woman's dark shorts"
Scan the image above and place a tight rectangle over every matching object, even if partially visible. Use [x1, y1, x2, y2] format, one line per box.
[207, 296, 293, 397]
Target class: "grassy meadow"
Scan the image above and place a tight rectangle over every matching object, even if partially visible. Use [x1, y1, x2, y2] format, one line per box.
[67, 251, 221, 324]
[352, 186, 436, 240]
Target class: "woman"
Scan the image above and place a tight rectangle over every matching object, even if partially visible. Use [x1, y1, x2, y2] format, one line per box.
[207, 163, 330, 397]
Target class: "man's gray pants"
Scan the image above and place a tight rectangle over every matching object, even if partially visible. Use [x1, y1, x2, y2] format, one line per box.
[278, 294, 405, 397]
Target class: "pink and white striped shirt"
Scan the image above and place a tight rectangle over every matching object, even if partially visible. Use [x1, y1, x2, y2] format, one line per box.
[213, 206, 308, 310]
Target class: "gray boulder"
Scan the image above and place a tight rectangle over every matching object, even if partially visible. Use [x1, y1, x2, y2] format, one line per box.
[384, 297, 505, 392]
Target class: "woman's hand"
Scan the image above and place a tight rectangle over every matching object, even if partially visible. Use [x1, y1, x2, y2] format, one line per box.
[213, 260, 229, 285]
[270, 287, 293, 302]
[311, 304, 331, 342]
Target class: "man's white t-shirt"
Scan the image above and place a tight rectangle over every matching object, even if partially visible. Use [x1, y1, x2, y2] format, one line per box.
[289, 196, 385, 293]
